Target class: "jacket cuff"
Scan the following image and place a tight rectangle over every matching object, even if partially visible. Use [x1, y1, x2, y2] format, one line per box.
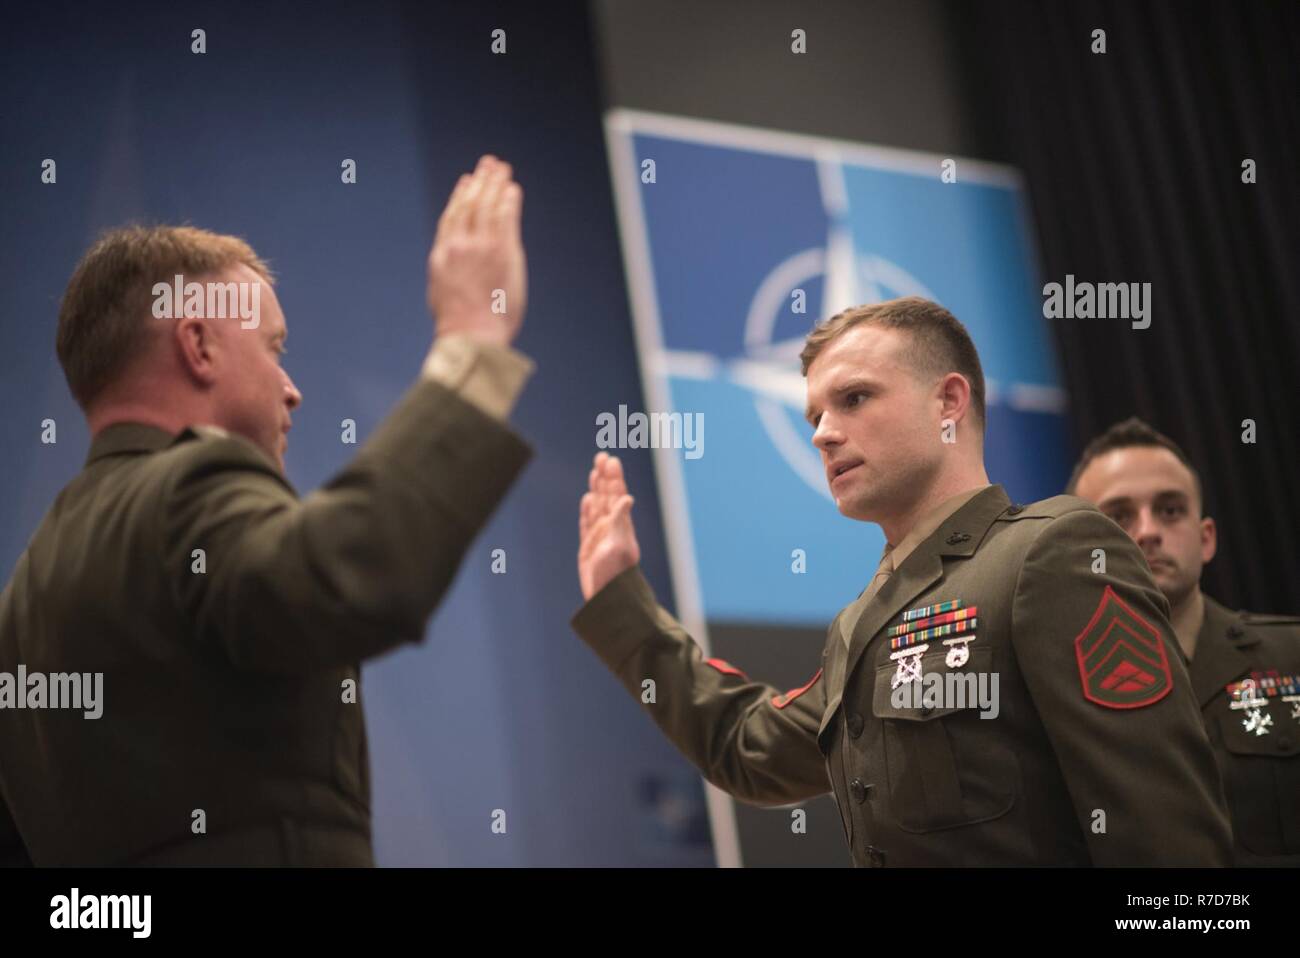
[420, 334, 534, 422]
[571, 566, 670, 673]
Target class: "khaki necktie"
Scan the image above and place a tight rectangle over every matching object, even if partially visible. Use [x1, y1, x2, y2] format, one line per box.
[844, 548, 894, 648]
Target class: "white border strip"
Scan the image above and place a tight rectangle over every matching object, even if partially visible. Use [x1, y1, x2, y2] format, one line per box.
[606, 108, 1026, 190]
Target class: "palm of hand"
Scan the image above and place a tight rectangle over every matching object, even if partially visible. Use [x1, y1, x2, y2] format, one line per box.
[578, 452, 640, 600]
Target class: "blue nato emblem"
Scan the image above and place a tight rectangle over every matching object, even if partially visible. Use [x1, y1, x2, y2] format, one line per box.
[607, 112, 1071, 625]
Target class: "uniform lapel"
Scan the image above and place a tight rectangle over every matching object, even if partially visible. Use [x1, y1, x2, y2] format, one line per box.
[818, 588, 873, 729]
[1190, 595, 1258, 708]
[816, 485, 1012, 742]
[817, 626, 850, 747]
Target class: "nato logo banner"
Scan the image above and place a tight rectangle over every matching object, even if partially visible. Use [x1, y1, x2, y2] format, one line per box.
[604, 110, 1070, 628]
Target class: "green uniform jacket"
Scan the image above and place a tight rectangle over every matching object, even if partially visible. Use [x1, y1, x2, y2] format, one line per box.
[0, 377, 530, 866]
[573, 485, 1232, 866]
[1192, 595, 1300, 865]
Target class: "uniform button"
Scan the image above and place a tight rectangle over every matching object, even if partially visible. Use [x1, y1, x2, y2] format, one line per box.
[849, 778, 873, 804]
[846, 712, 865, 738]
[1006, 504, 1025, 516]
[867, 845, 887, 867]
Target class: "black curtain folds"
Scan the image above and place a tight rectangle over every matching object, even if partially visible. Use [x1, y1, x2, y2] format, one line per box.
[956, 0, 1299, 612]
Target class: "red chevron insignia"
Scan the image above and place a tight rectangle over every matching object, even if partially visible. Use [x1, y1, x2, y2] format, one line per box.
[1074, 585, 1172, 709]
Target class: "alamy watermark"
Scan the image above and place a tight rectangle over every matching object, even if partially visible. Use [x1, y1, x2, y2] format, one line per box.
[152, 274, 261, 328]
[50, 888, 150, 938]
[0, 666, 102, 719]
[595, 404, 704, 459]
[1042, 274, 1150, 329]
[889, 669, 1000, 719]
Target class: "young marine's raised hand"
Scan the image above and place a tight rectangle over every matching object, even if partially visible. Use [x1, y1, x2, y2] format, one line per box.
[578, 452, 641, 601]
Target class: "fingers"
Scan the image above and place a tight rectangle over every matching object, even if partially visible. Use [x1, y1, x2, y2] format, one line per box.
[584, 452, 633, 508]
[437, 173, 472, 236]
[442, 155, 496, 238]
[583, 452, 630, 534]
[601, 454, 627, 497]
[470, 160, 510, 235]
[441, 167, 479, 237]
[435, 154, 522, 269]
[489, 180, 523, 241]
[455, 163, 491, 234]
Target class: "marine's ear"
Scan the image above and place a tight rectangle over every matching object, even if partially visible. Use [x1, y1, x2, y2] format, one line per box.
[1199, 514, 1217, 565]
[935, 371, 973, 431]
[173, 315, 220, 387]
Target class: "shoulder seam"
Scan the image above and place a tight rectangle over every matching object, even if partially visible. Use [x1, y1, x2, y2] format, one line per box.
[997, 496, 1099, 523]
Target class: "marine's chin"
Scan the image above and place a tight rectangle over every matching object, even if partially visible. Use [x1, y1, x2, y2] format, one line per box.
[1146, 560, 1179, 588]
[265, 439, 287, 473]
[833, 493, 872, 523]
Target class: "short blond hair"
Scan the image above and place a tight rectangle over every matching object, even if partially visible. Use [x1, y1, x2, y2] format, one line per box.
[56, 224, 274, 409]
[799, 296, 986, 427]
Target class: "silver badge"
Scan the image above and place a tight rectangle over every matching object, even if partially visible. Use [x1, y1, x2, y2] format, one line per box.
[1243, 708, 1273, 736]
[942, 637, 972, 669]
[889, 644, 929, 689]
[1283, 694, 1300, 724]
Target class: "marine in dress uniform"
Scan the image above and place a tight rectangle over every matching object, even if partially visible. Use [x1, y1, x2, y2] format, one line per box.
[1068, 415, 1300, 866]
[2, 155, 530, 866]
[572, 484, 1233, 866]
[0, 335, 531, 866]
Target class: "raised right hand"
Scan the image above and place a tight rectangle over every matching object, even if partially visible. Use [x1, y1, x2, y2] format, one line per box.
[426, 155, 526, 348]
[578, 452, 642, 601]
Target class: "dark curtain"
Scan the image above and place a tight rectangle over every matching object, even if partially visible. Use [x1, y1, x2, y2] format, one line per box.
[954, 0, 1299, 612]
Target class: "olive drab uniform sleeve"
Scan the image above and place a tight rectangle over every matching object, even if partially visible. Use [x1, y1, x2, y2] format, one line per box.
[1010, 508, 1233, 865]
[164, 377, 532, 674]
[572, 566, 831, 806]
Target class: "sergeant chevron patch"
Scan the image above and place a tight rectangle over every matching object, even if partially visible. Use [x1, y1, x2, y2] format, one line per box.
[1074, 585, 1172, 709]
